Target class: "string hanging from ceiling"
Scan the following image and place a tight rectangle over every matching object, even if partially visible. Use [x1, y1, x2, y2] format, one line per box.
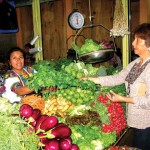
[110, 0, 130, 37]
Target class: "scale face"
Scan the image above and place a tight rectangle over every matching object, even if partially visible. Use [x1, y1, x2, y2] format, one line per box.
[68, 11, 84, 30]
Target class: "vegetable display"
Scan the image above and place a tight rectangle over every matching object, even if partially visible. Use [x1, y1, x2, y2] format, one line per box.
[0, 58, 127, 150]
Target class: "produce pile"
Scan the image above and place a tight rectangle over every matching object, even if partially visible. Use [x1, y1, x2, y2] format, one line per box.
[0, 97, 39, 150]
[19, 103, 79, 150]
[0, 58, 127, 150]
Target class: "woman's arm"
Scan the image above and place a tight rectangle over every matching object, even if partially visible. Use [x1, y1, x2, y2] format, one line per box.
[81, 77, 100, 84]
[81, 59, 138, 87]
[15, 86, 34, 96]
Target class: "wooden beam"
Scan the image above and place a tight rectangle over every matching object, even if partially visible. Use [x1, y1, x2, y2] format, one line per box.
[32, 0, 43, 61]
[122, 0, 129, 68]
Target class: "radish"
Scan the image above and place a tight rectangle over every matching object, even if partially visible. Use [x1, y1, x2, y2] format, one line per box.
[35, 115, 48, 132]
[70, 144, 79, 150]
[39, 115, 58, 132]
[60, 138, 72, 150]
[45, 139, 60, 150]
[46, 125, 71, 139]
[28, 109, 41, 123]
[19, 104, 33, 119]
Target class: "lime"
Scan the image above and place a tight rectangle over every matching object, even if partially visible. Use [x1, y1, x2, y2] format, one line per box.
[83, 97, 89, 102]
[77, 98, 83, 104]
[74, 94, 80, 99]
[66, 95, 72, 100]
[57, 93, 62, 97]
[63, 92, 67, 97]
[80, 93, 85, 98]
[77, 88, 82, 93]
[64, 89, 69, 94]
[69, 91, 74, 96]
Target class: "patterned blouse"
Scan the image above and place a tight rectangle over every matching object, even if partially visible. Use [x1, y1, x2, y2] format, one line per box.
[4, 66, 35, 93]
[99, 57, 150, 129]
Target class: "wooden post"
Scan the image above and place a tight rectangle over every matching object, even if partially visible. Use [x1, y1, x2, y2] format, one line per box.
[32, 0, 43, 62]
[122, 0, 129, 68]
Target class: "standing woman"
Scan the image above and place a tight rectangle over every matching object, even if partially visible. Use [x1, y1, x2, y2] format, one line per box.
[81, 23, 150, 150]
[2, 47, 35, 103]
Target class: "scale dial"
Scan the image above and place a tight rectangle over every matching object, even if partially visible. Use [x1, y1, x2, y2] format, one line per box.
[68, 11, 84, 30]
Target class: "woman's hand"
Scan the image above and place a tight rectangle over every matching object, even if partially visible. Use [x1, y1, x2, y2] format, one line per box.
[80, 77, 100, 84]
[80, 77, 88, 80]
[106, 90, 134, 103]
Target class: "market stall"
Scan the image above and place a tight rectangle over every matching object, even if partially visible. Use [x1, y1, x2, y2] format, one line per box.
[0, 0, 139, 149]
[0, 53, 129, 150]
[0, 1, 129, 148]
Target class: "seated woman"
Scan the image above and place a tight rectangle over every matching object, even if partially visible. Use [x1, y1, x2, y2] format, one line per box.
[2, 47, 36, 103]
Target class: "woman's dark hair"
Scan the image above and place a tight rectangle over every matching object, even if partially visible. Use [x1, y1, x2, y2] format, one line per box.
[133, 23, 150, 47]
[7, 47, 26, 61]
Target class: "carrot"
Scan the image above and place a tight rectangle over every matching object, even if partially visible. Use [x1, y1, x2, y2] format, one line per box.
[21, 94, 45, 112]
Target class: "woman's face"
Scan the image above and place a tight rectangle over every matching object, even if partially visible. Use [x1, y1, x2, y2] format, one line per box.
[132, 36, 148, 56]
[9, 51, 24, 70]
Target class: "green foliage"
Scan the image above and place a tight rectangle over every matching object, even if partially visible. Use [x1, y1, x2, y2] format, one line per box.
[27, 60, 99, 99]
[96, 66, 107, 76]
[63, 61, 108, 79]
[0, 97, 39, 150]
[0, 115, 39, 150]
[70, 125, 116, 150]
[93, 100, 110, 124]
[106, 66, 120, 75]
[72, 39, 102, 55]
[67, 105, 92, 116]
[100, 84, 126, 96]
[32, 57, 73, 71]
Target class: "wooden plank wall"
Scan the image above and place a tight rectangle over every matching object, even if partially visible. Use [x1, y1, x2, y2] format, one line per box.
[2, 0, 150, 62]
[16, 0, 115, 61]
[41, 0, 66, 60]
[16, 6, 33, 49]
